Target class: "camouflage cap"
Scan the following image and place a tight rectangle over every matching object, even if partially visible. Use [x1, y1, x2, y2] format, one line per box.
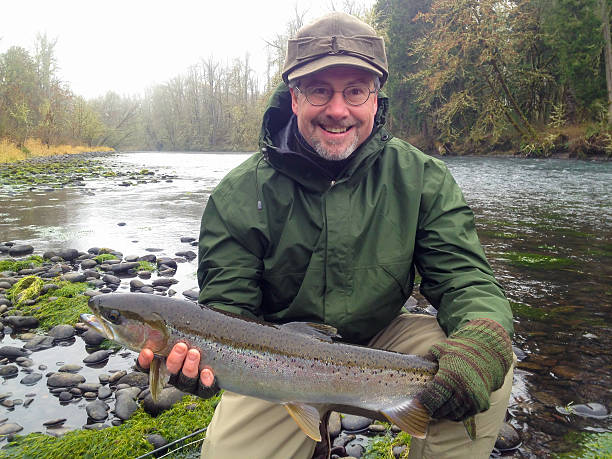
[282, 12, 388, 87]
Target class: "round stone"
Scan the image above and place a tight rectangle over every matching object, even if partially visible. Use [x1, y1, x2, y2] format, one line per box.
[0, 423, 23, 435]
[20, 373, 42, 385]
[83, 350, 113, 365]
[8, 245, 34, 256]
[86, 400, 110, 421]
[341, 414, 373, 433]
[47, 372, 86, 388]
[49, 324, 76, 341]
[114, 393, 139, 420]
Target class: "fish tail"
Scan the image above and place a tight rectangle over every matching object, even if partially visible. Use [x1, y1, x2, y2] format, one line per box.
[381, 399, 431, 439]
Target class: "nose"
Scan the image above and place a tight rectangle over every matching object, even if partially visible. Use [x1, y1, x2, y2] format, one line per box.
[324, 91, 350, 119]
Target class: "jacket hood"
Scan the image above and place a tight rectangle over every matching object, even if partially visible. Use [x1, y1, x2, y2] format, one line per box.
[258, 83, 391, 192]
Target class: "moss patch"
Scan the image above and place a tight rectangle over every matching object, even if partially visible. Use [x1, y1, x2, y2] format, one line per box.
[554, 432, 612, 459]
[500, 252, 574, 269]
[7, 277, 90, 330]
[0, 395, 219, 458]
[510, 301, 550, 321]
[0, 255, 44, 272]
[94, 253, 118, 263]
[136, 261, 157, 272]
[364, 431, 411, 458]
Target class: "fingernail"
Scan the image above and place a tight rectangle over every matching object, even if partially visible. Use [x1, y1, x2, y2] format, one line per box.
[188, 351, 198, 361]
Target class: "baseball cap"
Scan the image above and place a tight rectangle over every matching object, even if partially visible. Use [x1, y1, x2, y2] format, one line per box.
[282, 12, 388, 87]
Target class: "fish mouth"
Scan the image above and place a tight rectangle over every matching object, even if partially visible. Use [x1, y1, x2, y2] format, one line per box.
[80, 313, 115, 340]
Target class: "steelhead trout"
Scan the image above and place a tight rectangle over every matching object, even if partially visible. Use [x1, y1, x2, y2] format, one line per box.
[81, 293, 445, 441]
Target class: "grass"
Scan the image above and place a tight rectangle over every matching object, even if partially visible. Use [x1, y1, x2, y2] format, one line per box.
[93, 253, 118, 264]
[0, 255, 44, 272]
[499, 251, 574, 269]
[0, 395, 219, 458]
[0, 138, 113, 164]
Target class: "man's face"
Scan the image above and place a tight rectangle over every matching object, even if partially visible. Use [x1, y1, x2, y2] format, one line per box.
[290, 67, 378, 161]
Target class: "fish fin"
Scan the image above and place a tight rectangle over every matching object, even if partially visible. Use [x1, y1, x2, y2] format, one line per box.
[283, 402, 322, 441]
[463, 416, 477, 441]
[280, 322, 341, 342]
[381, 399, 431, 439]
[149, 356, 170, 402]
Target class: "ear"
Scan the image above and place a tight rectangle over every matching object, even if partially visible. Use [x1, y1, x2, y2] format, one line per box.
[290, 88, 299, 115]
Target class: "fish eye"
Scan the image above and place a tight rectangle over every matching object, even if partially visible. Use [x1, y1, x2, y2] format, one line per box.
[106, 309, 121, 324]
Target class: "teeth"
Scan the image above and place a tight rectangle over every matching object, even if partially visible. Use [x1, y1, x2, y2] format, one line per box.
[324, 127, 348, 133]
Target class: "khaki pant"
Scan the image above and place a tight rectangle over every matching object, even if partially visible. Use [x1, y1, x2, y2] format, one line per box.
[201, 314, 515, 459]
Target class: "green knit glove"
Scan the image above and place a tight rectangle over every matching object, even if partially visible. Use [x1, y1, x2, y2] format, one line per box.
[417, 319, 513, 421]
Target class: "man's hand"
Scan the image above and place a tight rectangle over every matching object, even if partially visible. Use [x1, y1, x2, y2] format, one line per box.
[137, 343, 219, 398]
[417, 319, 513, 421]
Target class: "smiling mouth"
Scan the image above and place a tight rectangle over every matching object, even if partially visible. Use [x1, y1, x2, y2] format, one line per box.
[321, 125, 352, 134]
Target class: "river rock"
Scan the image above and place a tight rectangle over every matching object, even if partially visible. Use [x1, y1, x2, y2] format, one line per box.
[47, 372, 86, 387]
[0, 365, 18, 377]
[115, 392, 139, 420]
[0, 423, 22, 435]
[495, 422, 521, 451]
[344, 435, 368, 457]
[180, 236, 196, 243]
[40, 283, 60, 294]
[20, 373, 42, 385]
[140, 286, 154, 294]
[109, 370, 127, 384]
[182, 289, 199, 301]
[61, 272, 87, 283]
[102, 274, 121, 285]
[110, 262, 140, 274]
[58, 364, 82, 373]
[86, 400, 109, 421]
[5, 316, 39, 330]
[117, 371, 148, 388]
[152, 278, 178, 287]
[156, 257, 177, 270]
[8, 245, 34, 256]
[24, 335, 54, 351]
[143, 387, 186, 416]
[43, 418, 66, 427]
[138, 254, 157, 263]
[80, 259, 98, 270]
[78, 383, 102, 393]
[556, 402, 609, 419]
[82, 329, 106, 346]
[83, 350, 113, 364]
[0, 346, 27, 361]
[175, 250, 196, 261]
[98, 386, 112, 399]
[0, 281, 12, 290]
[130, 279, 145, 290]
[146, 433, 169, 452]
[341, 414, 372, 433]
[15, 357, 34, 367]
[137, 271, 152, 279]
[49, 324, 76, 341]
[57, 249, 79, 261]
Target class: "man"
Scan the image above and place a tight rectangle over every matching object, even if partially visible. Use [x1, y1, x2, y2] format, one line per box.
[138, 12, 515, 459]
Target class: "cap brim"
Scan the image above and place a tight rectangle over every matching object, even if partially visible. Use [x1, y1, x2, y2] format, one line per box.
[287, 55, 383, 82]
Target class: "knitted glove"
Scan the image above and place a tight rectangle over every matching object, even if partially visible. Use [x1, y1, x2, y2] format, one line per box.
[417, 319, 513, 421]
[168, 371, 220, 399]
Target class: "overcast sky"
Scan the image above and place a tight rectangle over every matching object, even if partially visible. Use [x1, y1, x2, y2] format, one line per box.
[1, 0, 374, 99]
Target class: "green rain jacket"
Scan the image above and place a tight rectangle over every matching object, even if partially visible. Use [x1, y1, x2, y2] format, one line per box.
[197, 84, 513, 344]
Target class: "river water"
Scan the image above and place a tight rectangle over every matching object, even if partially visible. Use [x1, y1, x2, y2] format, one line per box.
[1, 152, 611, 457]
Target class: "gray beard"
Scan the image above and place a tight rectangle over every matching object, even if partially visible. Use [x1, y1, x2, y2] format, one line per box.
[312, 135, 359, 161]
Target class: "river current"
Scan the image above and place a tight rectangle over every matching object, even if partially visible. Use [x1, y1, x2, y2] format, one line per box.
[1, 152, 611, 457]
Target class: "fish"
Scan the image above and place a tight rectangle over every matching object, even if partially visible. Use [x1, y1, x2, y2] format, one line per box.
[81, 293, 475, 442]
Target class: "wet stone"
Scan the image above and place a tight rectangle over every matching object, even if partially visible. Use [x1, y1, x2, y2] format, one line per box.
[61, 272, 87, 283]
[98, 374, 110, 384]
[83, 392, 98, 400]
[78, 383, 102, 393]
[175, 250, 196, 261]
[495, 423, 521, 451]
[117, 371, 148, 388]
[5, 316, 39, 330]
[109, 370, 127, 384]
[57, 249, 79, 261]
[143, 387, 186, 416]
[140, 286, 154, 294]
[115, 393, 139, 420]
[1, 399, 14, 408]
[86, 400, 109, 421]
[551, 365, 582, 380]
[328, 411, 342, 438]
[137, 271, 151, 279]
[49, 324, 76, 341]
[83, 422, 109, 431]
[0, 393, 11, 401]
[46, 426, 73, 437]
[58, 364, 83, 373]
[82, 329, 106, 346]
[47, 372, 86, 387]
[15, 357, 34, 367]
[70, 388, 82, 396]
[23, 398, 34, 408]
[116, 387, 141, 400]
[0, 365, 18, 377]
[130, 279, 145, 290]
[102, 274, 121, 285]
[20, 373, 42, 385]
[43, 418, 66, 427]
[146, 433, 169, 451]
[98, 386, 112, 399]
[80, 259, 98, 269]
[341, 414, 373, 433]
[24, 335, 55, 351]
[8, 245, 34, 256]
[0, 346, 29, 360]
[0, 423, 22, 435]
[83, 350, 113, 365]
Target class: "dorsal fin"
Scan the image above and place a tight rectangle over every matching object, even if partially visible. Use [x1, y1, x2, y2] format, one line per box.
[283, 402, 322, 441]
[380, 399, 431, 439]
[280, 322, 340, 342]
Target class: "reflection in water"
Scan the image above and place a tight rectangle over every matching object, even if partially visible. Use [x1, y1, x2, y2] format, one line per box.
[1, 152, 611, 455]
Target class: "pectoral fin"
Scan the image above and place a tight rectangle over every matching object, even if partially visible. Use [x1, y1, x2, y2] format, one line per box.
[283, 402, 322, 441]
[381, 399, 431, 439]
[149, 356, 170, 402]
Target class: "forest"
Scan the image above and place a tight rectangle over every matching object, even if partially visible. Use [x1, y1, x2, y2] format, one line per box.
[1, 0, 611, 157]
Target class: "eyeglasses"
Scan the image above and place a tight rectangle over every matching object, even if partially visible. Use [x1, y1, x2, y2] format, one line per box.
[295, 84, 377, 106]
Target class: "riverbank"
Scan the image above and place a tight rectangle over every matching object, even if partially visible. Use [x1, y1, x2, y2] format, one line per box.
[0, 138, 114, 164]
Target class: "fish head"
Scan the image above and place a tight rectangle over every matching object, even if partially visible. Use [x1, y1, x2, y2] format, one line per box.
[81, 294, 170, 354]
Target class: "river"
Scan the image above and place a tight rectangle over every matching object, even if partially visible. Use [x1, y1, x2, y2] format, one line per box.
[1, 152, 611, 457]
